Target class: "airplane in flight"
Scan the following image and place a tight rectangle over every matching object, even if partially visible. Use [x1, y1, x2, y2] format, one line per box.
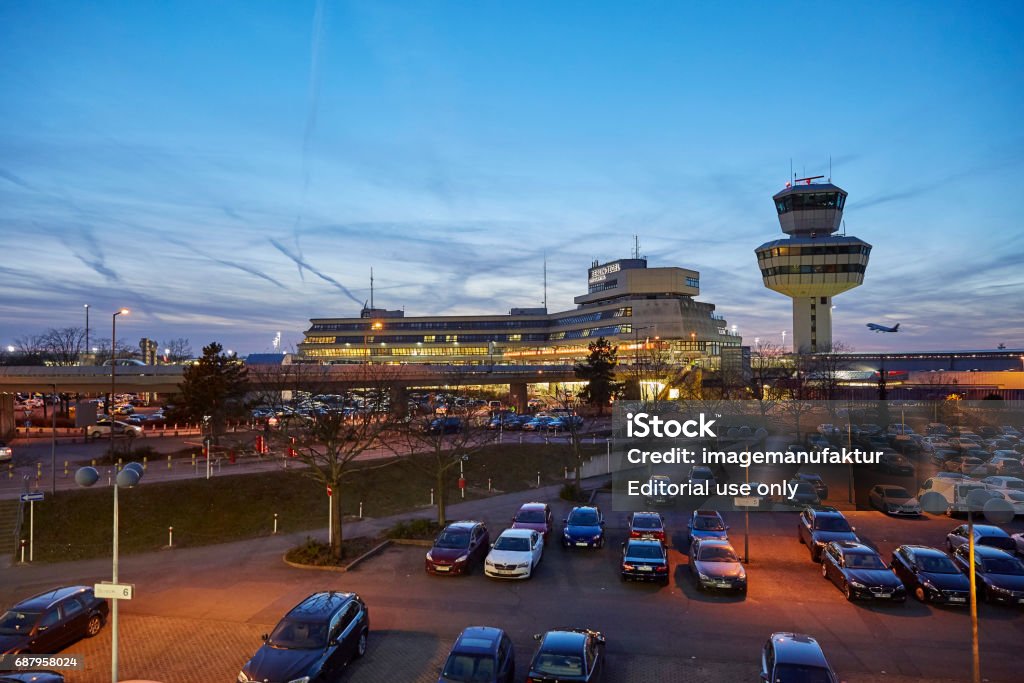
[866, 322, 900, 333]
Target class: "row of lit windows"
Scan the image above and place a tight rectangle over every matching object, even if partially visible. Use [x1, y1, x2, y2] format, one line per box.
[775, 192, 846, 214]
[761, 263, 867, 277]
[686, 277, 700, 288]
[758, 244, 870, 258]
[550, 307, 632, 327]
[309, 319, 547, 333]
[304, 346, 492, 358]
[587, 279, 619, 294]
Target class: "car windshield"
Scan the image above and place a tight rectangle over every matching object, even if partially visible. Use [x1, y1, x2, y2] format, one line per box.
[882, 487, 910, 498]
[568, 511, 599, 526]
[627, 543, 664, 559]
[699, 545, 739, 562]
[814, 517, 851, 532]
[494, 536, 530, 552]
[0, 610, 39, 635]
[515, 510, 547, 523]
[845, 553, 886, 570]
[632, 516, 661, 529]
[442, 653, 497, 682]
[917, 555, 959, 574]
[982, 557, 1024, 575]
[772, 663, 834, 683]
[534, 653, 584, 676]
[435, 530, 471, 549]
[268, 618, 328, 649]
[693, 516, 724, 531]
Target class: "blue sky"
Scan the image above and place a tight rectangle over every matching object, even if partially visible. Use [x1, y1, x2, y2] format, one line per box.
[2, 1, 1023, 354]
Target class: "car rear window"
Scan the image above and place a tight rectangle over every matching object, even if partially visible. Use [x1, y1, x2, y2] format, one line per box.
[979, 537, 1015, 552]
[632, 516, 661, 529]
[515, 510, 547, 523]
[534, 653, 583, 676]
[773, 663, 833, 683]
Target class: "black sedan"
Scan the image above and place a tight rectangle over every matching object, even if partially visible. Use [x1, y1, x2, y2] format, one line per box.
[438, 626, 515, 683]
[890, 545, 969, 605]
[620, 539, 669, 584]
[821, 542, 906, 602]
[526, 629, 605, 682]
[689, 538, 746, 593]
[0, 586, 107, 655]
[238, 592, 369, 683]
[952, 545, 1024, 606]
[425, 521, 490, 576]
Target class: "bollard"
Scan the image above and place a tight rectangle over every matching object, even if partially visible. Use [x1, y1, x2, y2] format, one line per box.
[20, 539, 26, 564]
[488, 478, 492, 492]
[168, 455, 172, 470]
[168, 526, 174, 547]
[273, 513, 278, 535]
[537, 471, 541, 487]
[564, 467, 568, 479]
[64, 461, 69, 478]
[143, 456, 148, 470]
[90, 459, 96, 467]
[519, 434, 523, 444]
[430, 488, 435, 506]
[7, 464, 12, 479]
[117, 458, 122, 470]
[191, 452, 196, 471]
[36, 462, 42, 480]
[359, 501, 364, 519]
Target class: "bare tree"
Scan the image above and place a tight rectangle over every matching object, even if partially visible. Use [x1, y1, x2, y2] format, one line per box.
[89, 337, 136, 365]
[386, 369, 496, 525]
[544, 382, 590, 495]
[161, 337, 193, 363]
[252, 362, 400, 562]
[13, 335, 46, 365]
[42, 327, 86, 366]
[750, 341, 785, 418]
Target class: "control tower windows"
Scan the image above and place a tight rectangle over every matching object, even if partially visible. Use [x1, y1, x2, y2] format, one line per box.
[774, 192, 843, 215]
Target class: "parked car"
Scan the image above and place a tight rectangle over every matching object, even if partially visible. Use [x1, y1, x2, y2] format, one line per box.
[627, 512, 666, 544]
[817, 424, 841, 439]
[952, 545, 1024, 605]
[689, 538, 746, 593]
[991, 490, 1024, 516]
[890, 545, 969, 605]
[0, 673, 64, 683]
[760, 632, 838, 683]
[237, 591, 368, 683]
[798, 507, 858, 562]
[562, 506, 605, 549]
[783, 481, 821, 508]
[982, 476, 1024, 494]
[0, 586, 108, 655]
[868, 485, 921, 516]
[1013, 532, 1024, 556]
[687, 465, 716, 489]
[425, 521, 490, 576]
[511, 502, 553, 541]
[526, 629, 605, 683]
[794, 472, 828, 500]
[437, 626, 515, 683]
[946, 524, 1016, 554]
[877, 452, 914, 476]
[620, 539, 670, 584]
[645, 474, 673, 506]
[522, 417, 553, 432]
[426, 417, 463, 434]
[821, 541, 906, 602]
[87, 419, 142, 439]
[0, 442, 11, 462]
[687, 509, 729, 543]
[484, 529, 543, 579]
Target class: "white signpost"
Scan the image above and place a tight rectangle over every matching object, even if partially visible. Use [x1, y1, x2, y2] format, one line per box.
[94, 582, 135, 601]
[20, 491, 44, 562]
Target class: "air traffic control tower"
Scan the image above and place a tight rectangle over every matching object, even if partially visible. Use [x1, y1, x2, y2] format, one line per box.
[755, 177, 871, 353]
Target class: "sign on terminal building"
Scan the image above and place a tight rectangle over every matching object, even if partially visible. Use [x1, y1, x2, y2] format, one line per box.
[587, 258, 646, 285]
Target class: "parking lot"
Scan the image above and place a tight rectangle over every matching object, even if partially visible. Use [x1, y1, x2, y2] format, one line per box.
[6, 487, 1019, 683]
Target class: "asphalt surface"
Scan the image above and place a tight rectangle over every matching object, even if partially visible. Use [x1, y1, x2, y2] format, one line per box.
[1, 478, 1020, 683]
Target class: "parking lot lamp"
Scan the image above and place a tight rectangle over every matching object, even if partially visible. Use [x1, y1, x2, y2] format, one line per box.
[76, 462, 144, 683]
[110, 309, 129, 421]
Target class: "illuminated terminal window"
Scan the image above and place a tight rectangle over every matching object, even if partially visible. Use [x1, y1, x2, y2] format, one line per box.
[304, 336, 336, 344]
[686, 277, 699, 288]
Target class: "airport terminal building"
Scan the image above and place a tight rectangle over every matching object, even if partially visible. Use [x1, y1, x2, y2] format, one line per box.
[298, 258, 743, 368]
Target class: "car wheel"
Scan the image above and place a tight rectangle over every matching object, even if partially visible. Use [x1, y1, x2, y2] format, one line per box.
[914, 586, 927, 602]
[86, 614, 103, 637]
[844, 582, 855, 601]
[810, 547, 820, 563]
[355, 629, 368, 658]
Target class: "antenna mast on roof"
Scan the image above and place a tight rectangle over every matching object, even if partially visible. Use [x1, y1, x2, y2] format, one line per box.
[370, 267, 374, 310]
[632, 235, 642, 260]
[828, 154, 832, 182]
[542, 252, 548, 311]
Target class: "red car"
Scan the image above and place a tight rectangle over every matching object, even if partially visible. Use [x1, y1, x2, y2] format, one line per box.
[425, 521, 490, 576]
[628, 511, 666, 544]
[511, 502, 553, 542]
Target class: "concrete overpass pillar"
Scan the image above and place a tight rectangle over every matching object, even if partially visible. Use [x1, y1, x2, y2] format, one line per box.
[389, 386, 408, 419]
[0, 394, 14, 440]
[509, 382, 528, 413]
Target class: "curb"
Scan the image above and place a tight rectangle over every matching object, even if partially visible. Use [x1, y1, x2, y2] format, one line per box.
[388, 538, 433, 547]
[282, 539, 391, 573]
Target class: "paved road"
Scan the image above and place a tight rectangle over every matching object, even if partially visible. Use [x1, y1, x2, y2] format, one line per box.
[1, 479, 1019, 683]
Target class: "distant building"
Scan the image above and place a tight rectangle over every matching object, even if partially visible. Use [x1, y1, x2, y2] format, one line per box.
[298, 257, 742, 368]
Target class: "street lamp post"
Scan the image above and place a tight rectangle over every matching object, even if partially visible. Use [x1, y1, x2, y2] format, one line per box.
[83, 304, 90, 364]
[75, 462, 144, 683]
[110, 309, 129, 425]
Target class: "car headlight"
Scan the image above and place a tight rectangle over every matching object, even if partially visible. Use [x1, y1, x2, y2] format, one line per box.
[737, 569, 746, 580]
[455, 554, 468, 563]
[990, 584, 1012, 595]
[592, 534, 602, 542]
[288, 678, 311, 683]
[921, 580, 936, 591]
[237, 673, 249, 683]
[698, 572, 710, 581]
[425, 551, 433, 561]
[887, 504, 899, 512]
[517, 561, 530, 568]
[849, 580, 865, 588]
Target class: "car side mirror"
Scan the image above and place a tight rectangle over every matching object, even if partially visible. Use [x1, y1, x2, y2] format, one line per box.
[760, 675, 770, 683]
[600, 520, 605, 526]
[850, 526, 856, 532]
[533, 633, 542, 641]
[563, 519, 568, 524]
[490, 543, 495, 548]
[261, 633, 269, 641]
[725, 525, 730, 530]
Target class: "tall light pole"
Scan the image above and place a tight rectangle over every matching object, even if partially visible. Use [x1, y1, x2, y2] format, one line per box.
[83, 304, 90, 364]
[76, 462, 144, 683]
[781, 330, 787, 351]
[110, 309, 129, 423]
